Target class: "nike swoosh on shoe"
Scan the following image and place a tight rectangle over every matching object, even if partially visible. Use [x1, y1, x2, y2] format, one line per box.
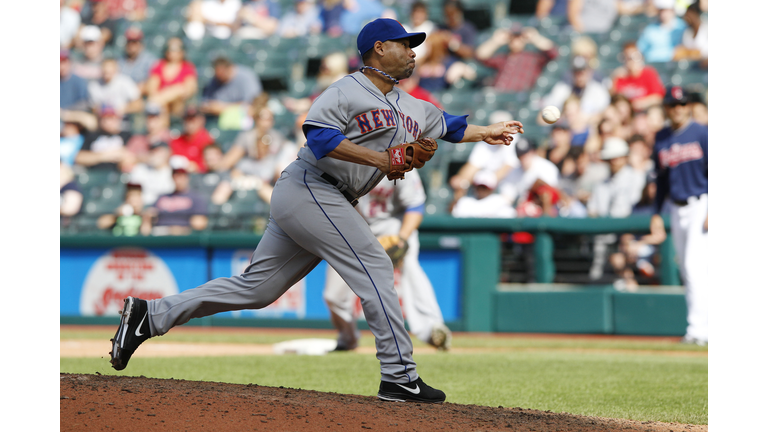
[395, 383, 420, 395]
[135, 312, 148, 337]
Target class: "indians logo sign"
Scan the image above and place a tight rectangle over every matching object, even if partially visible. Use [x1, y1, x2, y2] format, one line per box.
[80, 248, 179, 316]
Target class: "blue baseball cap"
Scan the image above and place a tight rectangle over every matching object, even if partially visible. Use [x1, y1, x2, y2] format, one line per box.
[357, 18, 426, 58]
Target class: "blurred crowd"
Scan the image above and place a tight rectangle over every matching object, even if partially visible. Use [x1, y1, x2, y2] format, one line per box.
[61, 0, 708, 288]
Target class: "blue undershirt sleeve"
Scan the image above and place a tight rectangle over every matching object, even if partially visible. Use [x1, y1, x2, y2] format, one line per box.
[441, 112, 469, 143]
[304, 125, 347, 160]
[405, 204, 425, 214]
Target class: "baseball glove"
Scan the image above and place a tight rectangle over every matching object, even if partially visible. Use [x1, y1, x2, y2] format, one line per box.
[378, 235, 409, 268]
[385, 137, 438, 180]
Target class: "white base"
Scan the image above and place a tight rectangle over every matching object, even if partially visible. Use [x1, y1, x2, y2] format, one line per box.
[272, 338, 338, 356]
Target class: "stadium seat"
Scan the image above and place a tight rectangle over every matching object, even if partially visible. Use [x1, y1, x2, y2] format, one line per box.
[537, 15, 568, 38]
[70, 215, 104, 234]
[288, 77, 317, 98]
[603, 29, 635, 47]
[195, 172, 227, 197]
[671, 69, 708, 87]
[211, 214, 242, 231]
[213, 189, 270, 231]
[439, 89, 479, 115]
[78, 170, 121, 188]
[467, 60, 497, 87]
[82, 198, 119, 216]
[273, 111, 297, 134]
[216, 130, 241, 152]
[616, 13, 654, 33]
[303, 34, 352, 61]
[227, 190, 270, 216]
[264, 35, 305, 53]
[424, 186, 453, 216]
[88, 182, 126, 201]
[647, 61, 676, 75]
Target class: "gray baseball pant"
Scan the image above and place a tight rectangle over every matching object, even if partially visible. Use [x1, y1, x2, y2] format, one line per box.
[146, 161, 418, 383]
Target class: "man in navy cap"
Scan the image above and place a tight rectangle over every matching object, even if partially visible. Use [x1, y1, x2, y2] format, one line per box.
[646, 86, 708, 345]
[109, 18, 524, 404]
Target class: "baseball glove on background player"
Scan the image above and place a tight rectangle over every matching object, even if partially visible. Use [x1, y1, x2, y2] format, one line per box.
[385, 137, 438, 180]
[378, 235, 409, 268]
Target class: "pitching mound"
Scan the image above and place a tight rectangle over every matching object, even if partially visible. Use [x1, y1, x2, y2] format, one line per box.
[60, 374, 706, 431]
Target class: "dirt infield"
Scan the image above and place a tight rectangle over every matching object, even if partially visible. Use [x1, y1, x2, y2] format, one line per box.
[60, 374, 706, 432]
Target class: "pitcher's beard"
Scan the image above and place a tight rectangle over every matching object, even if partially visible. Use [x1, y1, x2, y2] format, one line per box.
[399, 63, 415, 79]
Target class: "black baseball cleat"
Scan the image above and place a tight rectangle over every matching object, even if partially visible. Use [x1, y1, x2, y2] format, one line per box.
[377, 377, 446, 403]
[109, 297, 152, 371]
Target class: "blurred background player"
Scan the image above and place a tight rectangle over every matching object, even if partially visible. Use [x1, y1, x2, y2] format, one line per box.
[323, 170, 452, 351]
[645, 86, 708, 345]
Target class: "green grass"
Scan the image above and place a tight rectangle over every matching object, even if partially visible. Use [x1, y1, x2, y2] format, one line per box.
[61, 329, 708, 424]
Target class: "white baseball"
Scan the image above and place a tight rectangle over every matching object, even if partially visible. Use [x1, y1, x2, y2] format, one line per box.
[542, 106, 561, 124]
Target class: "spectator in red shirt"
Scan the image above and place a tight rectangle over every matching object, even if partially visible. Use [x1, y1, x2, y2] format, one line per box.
[147, 37, 198, 120]
[611, 42, 665, 112]
[169, 106, 214, 173]
[476, 25, 557, 93]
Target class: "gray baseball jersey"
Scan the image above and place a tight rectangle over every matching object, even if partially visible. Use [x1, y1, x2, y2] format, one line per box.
[144, 71, 454, 385]
[299, 70, 448, 199]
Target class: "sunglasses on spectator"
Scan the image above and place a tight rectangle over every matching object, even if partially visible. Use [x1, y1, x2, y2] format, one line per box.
[667, 102, 687, 107]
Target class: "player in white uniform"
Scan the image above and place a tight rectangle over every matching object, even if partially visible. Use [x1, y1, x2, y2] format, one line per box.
[109, 19, 524, 403]
[324, 170, 452, 352]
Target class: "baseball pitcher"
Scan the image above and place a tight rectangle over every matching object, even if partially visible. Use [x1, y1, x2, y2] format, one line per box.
[109, 18, 524, 404]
